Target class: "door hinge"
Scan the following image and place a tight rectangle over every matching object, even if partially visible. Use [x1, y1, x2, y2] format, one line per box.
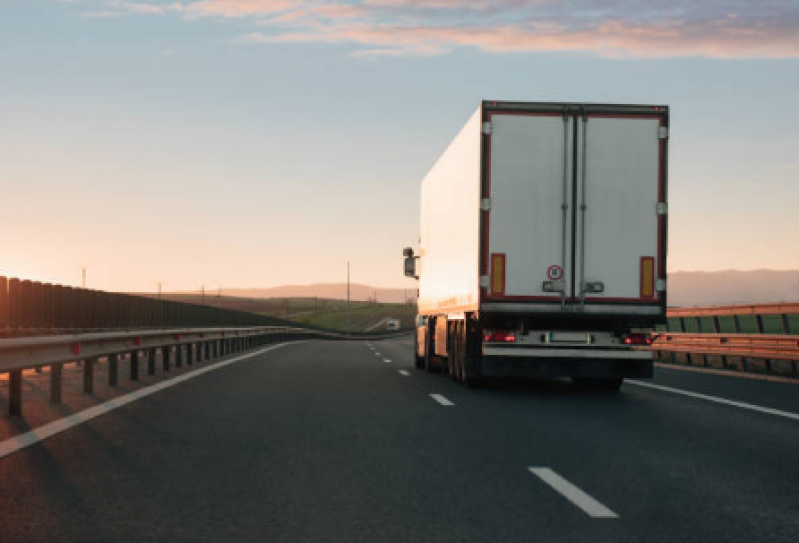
[479, 275, 490, 288]
[482, 122, 492, 135]
[481, 198, 491, 211]
[656, 202, 668, 215]
[658, 126, 669, 139]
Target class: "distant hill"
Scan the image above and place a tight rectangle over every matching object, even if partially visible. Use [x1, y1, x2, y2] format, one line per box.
[150, 271, 799, 311]
[198, 283, 417, 304]
[668, 270, 799, 306]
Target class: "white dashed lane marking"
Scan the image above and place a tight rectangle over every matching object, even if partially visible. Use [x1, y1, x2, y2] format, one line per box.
[528, 467, 618, 519]
[430, 394, 454, 406]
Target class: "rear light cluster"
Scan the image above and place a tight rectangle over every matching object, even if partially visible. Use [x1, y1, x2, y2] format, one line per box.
[622, 333, 653, 346]
[484, 331, 517, 343]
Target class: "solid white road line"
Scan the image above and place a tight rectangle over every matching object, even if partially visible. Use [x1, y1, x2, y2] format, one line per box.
[0, 343, 293, 460]
[375, 352, 381, 356]
[398, 370, 411, 377]
[529, 467, 618, 519]
[627, 380, 799, 423]
[384, 359, 392, 363]
[430, 394, 454, 406]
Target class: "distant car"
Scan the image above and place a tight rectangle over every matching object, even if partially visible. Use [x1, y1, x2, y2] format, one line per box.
[386, 319, 400, 331]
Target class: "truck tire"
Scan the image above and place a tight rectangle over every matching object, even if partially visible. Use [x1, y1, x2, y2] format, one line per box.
[425, 344, 440, 373]
[448, 323, 460, 381]
[414, 334, 424, 369]
[461, 317, 483, 388]
[425, 319, 440, 372]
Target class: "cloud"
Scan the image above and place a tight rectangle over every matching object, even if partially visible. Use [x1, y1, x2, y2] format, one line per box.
[186, 0, 296, 18]
[66, 1, 799, 59]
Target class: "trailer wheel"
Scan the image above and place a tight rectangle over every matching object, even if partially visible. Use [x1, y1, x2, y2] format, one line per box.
[448, 323, 461, 381]
[462, 317, 483, 388]
[413, 334, 424, 369]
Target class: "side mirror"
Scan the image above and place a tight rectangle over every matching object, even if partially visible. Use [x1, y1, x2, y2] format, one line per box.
[403, 247, 414, 258]
[404, 256, 417, 278]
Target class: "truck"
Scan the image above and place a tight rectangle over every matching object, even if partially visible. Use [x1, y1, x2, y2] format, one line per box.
[403, 100, 669, 390]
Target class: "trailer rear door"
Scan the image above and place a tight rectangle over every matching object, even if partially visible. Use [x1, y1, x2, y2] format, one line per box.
[574, 115, 664, 304]
[483, 106, 666, 312]
[484, 113, 574, 303]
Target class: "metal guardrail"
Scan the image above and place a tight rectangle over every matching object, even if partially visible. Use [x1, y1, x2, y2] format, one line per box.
[663, 303, 798, 335]
[0, 325, 410, 417]
[652, 303, 799, 378]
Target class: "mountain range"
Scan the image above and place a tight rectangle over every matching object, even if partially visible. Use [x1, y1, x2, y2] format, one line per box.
[170, 270, 799, 308]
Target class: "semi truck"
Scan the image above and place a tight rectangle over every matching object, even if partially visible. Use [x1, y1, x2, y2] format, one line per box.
[403, 100, 669, 390]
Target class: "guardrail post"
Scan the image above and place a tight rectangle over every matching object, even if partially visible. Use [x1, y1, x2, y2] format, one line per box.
[9, 369, 22, 416]
[20, 280, 33, 329]
[196, 342, 203, 363]
[0, 276, 8, 329]
[205, 341, 211, 359]
[130, 350, 139, 381]
[175, 344, 183, 368]
[186, 344, 193, 365]
[51, 363, 63, 403]
[163, 346, 171, 372]
[108, 354, 118, 387]
[84, 357, 96, 394]
[8, 278, 21, 328]
[148, 348, 156, 375]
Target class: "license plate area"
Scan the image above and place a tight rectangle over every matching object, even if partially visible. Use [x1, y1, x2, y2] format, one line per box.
[545, 332, 592, 345]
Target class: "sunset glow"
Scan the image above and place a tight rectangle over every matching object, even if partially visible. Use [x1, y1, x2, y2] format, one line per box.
[1, 1, 797, 292]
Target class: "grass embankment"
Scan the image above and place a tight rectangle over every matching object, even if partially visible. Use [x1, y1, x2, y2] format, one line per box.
[264, 303, 416, 332]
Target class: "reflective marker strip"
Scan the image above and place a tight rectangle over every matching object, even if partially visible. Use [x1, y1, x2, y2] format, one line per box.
[640, 256, 655, 299]
[529, 467, 618, 518]
[491, 253, 506, 295]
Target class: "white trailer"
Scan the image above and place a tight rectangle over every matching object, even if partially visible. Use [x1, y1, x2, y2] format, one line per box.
[404, 101, 668, 389]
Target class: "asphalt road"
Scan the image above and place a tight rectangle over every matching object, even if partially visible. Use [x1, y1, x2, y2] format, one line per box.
[1, 337, 798, 542]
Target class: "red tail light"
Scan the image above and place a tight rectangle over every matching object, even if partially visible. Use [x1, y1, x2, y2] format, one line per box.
[484, 331, 517, 343]
[622, 333, 652, 346]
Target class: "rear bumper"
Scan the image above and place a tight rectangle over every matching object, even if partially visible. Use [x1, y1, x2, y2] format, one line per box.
[481, 347, 653, 379]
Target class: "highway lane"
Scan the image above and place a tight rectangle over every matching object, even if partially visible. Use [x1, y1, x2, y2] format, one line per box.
[0, 338, 798, 542]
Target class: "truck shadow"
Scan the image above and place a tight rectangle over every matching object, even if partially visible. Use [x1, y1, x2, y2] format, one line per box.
[477, 377, 626, 397]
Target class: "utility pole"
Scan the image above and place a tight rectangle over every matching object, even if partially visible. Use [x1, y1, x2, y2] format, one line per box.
[79, 266, 86, 289]
[157, 282, 162, 300]
[347, 261, 351, 336]
[201, 285, 205, 304]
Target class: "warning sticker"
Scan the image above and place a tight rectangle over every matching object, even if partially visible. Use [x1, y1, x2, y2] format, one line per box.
[547, 265, 564, 280]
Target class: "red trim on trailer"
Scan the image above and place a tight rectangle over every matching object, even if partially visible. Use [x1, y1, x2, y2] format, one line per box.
[485, 294, 563, 302]
[481, 112, 493, 297]
[489, 112, 563, 118]
[657, 118, 665, 302]
[583, 297, 661, 303]
[587, 114, 664, 120]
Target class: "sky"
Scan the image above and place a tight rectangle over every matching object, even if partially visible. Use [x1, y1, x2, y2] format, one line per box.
[0, 0, 798, 292]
